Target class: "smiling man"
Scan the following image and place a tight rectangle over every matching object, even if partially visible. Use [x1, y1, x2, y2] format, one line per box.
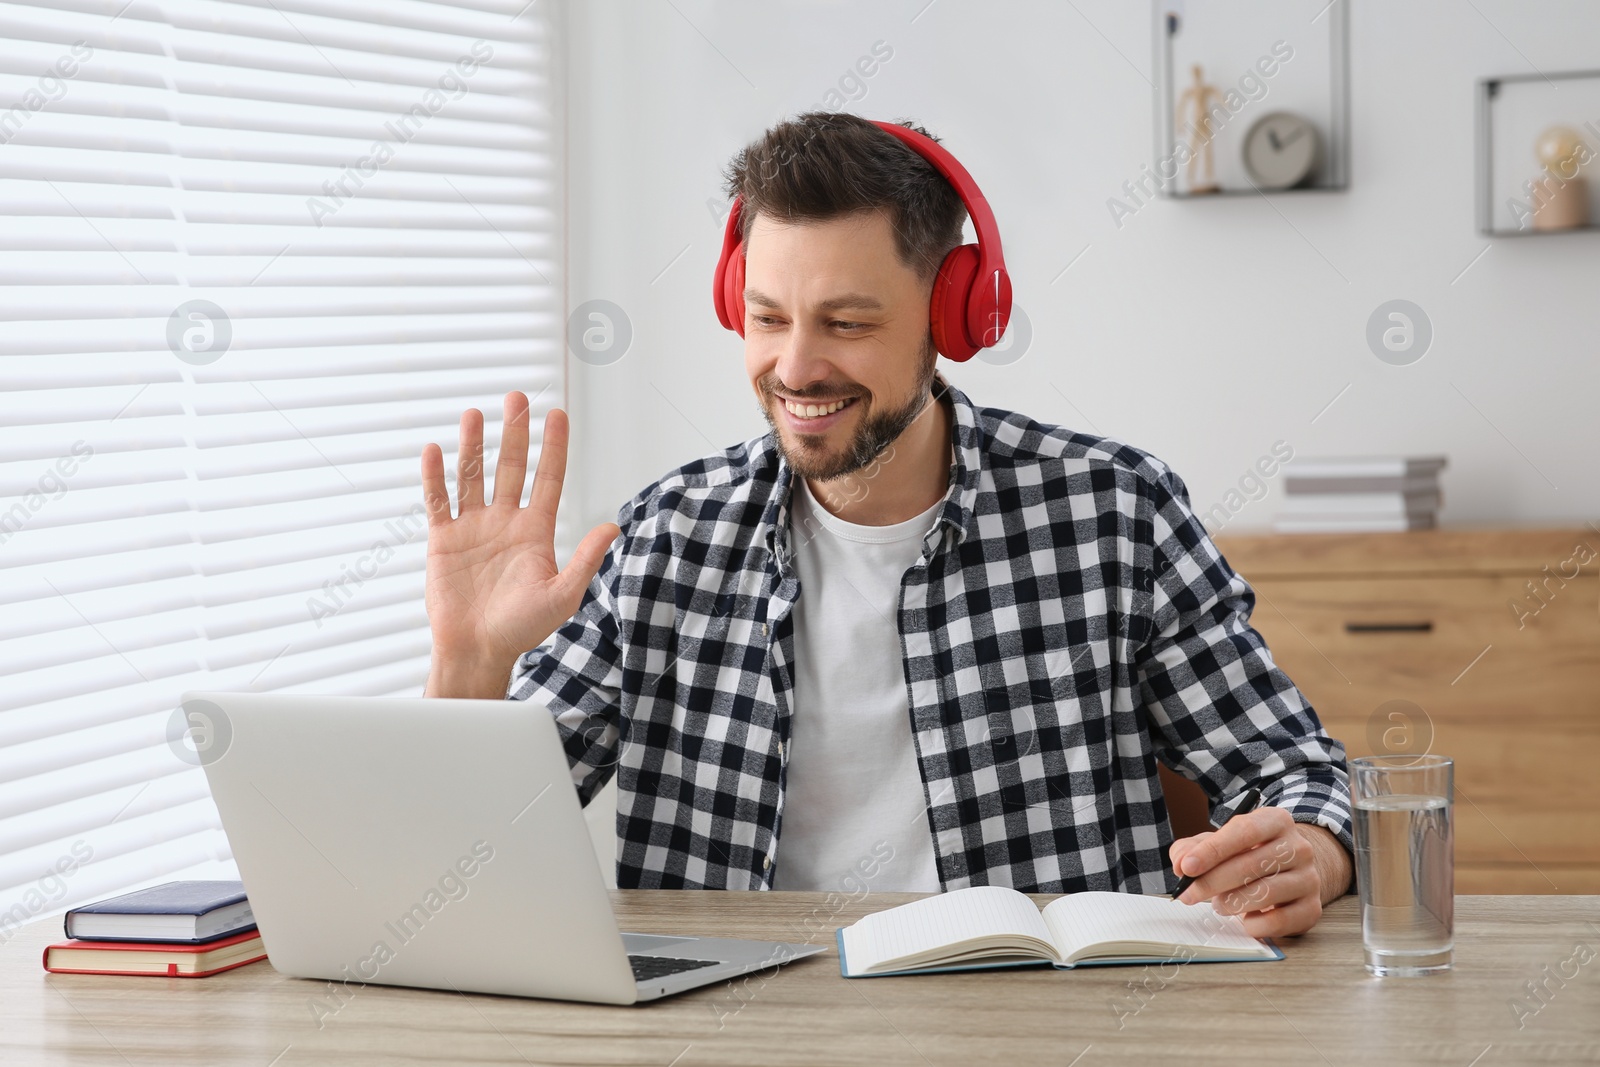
[420, 112, 1354, 938]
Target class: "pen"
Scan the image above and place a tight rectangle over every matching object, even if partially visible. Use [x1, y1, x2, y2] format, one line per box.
[1171, 787, 1261, 900]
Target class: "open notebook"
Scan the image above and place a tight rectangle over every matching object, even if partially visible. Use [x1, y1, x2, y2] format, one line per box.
[837, 885, 1283, 978]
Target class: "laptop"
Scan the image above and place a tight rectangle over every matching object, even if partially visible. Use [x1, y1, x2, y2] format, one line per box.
[185, 691, 825, 1004]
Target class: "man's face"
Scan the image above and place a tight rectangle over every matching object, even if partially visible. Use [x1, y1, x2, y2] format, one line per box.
[742, 210, 937, 481]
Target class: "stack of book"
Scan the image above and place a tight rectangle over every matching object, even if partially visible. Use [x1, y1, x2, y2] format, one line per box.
[1274, 456, 1447, 534]
[42, 880, 265, 978]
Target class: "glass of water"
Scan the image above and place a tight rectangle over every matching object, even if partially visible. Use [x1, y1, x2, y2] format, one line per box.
[1351, 754, 1454, 976]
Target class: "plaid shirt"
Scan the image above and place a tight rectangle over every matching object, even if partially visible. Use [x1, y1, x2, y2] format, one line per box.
[511, 379, 1354, 893]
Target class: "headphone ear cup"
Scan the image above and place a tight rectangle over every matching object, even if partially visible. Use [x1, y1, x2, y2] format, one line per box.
[712, 197, 747, 333]
[929, 244, 979, 361]
[722, 250, 747, 336]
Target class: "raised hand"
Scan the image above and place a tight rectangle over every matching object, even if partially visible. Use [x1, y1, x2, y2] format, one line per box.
[420, 392, 620, 698]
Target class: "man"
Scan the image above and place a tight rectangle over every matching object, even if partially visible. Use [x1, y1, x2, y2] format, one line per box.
[420, 112, 1353, 938]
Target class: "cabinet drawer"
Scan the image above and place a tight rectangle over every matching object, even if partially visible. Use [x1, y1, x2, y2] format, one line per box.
[1315, 710, 1600, 865]
[1242, 574, 1600, 719]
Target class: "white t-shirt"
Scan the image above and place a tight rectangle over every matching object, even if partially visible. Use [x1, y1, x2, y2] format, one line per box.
[771, 477, 944, 893]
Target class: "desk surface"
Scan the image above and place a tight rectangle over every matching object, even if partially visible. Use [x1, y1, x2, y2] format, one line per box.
[4, 892, 1598, 1066]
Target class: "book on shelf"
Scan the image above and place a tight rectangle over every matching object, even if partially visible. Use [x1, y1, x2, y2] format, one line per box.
[43, 929, 266, 978]
[1272, 513, 1438, 534]
[63, 880, 255, 943]
[1282, 474, 1443, 496]
[1280, 495, 1446, 524]
[1276, 490, 1441, 517]
[835, 885, 1282, 979]
[1284, 456, 1447, 481]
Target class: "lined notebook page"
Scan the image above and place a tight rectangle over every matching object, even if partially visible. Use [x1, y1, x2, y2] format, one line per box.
[842, 886, 1053, 971]
[1041, 892, 1270, 958]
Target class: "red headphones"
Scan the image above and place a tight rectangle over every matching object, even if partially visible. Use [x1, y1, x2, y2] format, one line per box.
[712, 119, 1012, 362]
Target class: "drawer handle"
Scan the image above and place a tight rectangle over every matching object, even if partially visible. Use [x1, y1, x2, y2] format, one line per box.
[1343, 621, 1434, 634]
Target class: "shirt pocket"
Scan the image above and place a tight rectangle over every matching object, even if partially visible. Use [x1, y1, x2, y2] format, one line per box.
[665, 588, 780, 754]
[981, 644, 1114, 820]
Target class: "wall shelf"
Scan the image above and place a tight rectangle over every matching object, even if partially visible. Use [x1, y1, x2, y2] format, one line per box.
[1476, 69, 1600, 236]
[1153, 0, 1350, 198]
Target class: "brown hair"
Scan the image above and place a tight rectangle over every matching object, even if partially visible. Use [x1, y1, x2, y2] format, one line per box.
[722, 111, 967, 282]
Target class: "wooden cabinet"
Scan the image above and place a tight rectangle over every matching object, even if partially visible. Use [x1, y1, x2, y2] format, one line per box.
[1213, 528, 1600, 894]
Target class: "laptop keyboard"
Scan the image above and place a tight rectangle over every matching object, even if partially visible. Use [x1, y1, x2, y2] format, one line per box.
[629, 954, 721, 981]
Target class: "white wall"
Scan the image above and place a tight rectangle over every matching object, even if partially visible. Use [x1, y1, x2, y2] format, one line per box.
[563, 0, 1599, 537]
[562, 0, 1600, 876]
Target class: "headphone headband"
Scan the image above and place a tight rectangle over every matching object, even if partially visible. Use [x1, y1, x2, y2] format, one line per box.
[712, 118, 1012, 361]
[867, 121, 1005, 298]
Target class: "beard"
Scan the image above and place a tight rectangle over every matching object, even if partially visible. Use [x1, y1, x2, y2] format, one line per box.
[756, 339, 938, 482]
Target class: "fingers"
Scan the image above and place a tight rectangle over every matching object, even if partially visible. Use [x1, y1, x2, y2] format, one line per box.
[421, 443, 451, 526]
[1238, 894, 1321, 940]
[1168, 831, 1213, 877]
[456, 407, 485, 512]
[528, 408, 571, 536]
[1175, 806, 1291, 880]
[1171, 814, 1322, 937]
[492, 391, 530, 507]
[1189, 839, 1316, 913]
[1175, 814, 1312, 907]
[551, 521, 622, 614]
[429, 401, 571, 524]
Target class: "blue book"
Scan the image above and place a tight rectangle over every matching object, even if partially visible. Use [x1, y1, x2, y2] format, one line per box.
[64, 881, 256, 944]
[836, 886, 1283, 978]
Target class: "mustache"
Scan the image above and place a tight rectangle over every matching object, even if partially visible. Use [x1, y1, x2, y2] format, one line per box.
[758, 374, 860, 403]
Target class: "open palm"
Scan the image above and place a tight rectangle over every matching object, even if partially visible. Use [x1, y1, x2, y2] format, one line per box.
[421, 394, 619, 692]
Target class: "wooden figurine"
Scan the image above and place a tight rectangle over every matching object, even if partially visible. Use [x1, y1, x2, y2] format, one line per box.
[1175, 64, 1223, 194]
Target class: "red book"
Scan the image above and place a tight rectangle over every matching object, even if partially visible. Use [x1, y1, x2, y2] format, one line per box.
[43, 929, 267, 977]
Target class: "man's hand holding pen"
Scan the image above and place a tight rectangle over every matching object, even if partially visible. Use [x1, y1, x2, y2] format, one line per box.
[1168, 790, 1354, 939]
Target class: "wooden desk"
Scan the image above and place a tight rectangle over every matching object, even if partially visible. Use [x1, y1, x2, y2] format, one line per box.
[4, 892, 1598, 1065]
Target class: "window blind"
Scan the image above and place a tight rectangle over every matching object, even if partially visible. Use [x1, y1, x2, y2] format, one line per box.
[0, 0, 563, 934]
